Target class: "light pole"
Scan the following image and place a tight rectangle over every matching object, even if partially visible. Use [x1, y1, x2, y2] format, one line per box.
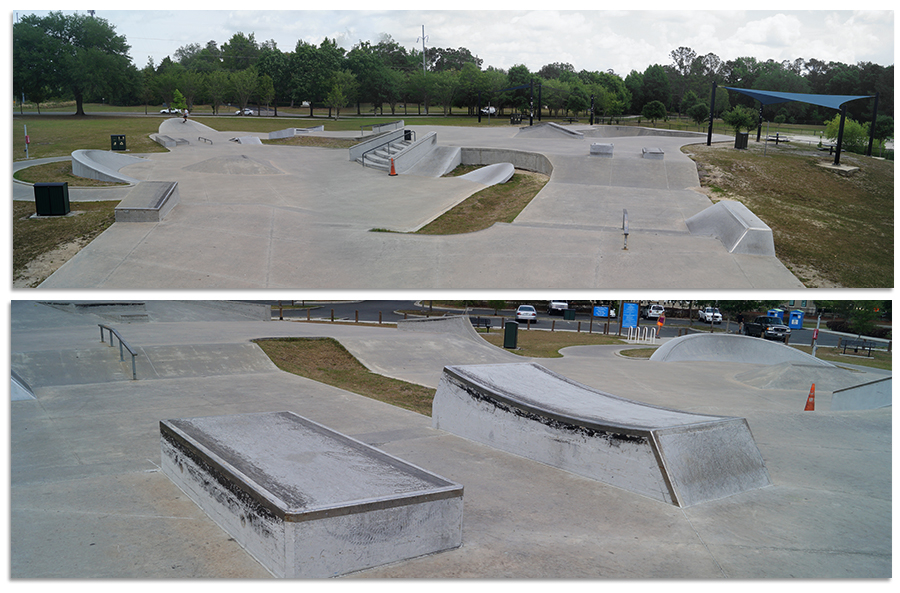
[416, 25, 428, 114]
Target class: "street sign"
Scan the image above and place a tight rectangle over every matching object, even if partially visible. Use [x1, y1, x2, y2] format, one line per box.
[621, 303, 639, 329]
[593, 306, 609, 318]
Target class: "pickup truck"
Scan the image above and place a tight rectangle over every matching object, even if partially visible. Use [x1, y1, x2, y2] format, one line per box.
[744, 316, 791, 342]
[698, 307, 722, 324]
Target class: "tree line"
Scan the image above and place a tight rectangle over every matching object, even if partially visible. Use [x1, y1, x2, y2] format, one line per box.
[12, 12, 894, 129]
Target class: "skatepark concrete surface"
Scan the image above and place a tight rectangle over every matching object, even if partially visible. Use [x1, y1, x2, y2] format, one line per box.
[15, 118, 804, 289]
[10, 301, 890, 578]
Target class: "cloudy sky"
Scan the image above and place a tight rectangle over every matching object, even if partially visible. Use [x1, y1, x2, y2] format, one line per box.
[11, 4, 895, 76]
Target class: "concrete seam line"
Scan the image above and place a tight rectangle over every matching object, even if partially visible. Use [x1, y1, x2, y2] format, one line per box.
[680, 508, 728, 577]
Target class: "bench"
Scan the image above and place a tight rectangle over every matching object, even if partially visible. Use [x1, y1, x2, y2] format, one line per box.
[565, 117, 579, 124]
[840, 338, 878, 357]
[766, 134, 789, 145]
[509, 114, 523, 124]
[468, 316, 493, 331]
[161, 411, 463, 577]
[432, 363, 771, 507]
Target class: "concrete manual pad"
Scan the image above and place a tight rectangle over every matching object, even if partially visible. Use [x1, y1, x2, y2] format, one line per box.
[432, 363, 771, 507]
[115, 181, 179, 222]
[160, 411, 463, 577]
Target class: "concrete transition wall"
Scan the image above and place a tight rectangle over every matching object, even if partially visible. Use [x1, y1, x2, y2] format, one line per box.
[583, 126, 707, 139]
[651, 333, 834, 366]
[517, 121, 584, 139]
[461, 147, 553, 176]
[685, 200, 776, 256]
[71, 149, 145, 184]
[831, 376, 892, 411]
[396, 315, 482, 341]
[161, 411, 463, 577]
[433, 363, 771, 507]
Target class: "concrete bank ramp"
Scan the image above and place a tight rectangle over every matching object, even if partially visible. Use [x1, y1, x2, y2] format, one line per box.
[686, 200, 776, 256]
[651, 333, 834, 366]
[735, 362, 862, 392]
[397, 315, 483, 341]
[71, 150, 145, 184]
[516, 121, 583, 139]
[582, 125, 707, 139]
[11, 343, 278, 388]
[432, 363, 771, 507]
[458, 162, 515, 186]
[831, 376, 892, 410]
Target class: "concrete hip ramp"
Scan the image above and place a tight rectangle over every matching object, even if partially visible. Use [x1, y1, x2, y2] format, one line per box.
[650, 333, 834, 366]
[432, 363, 771, 507]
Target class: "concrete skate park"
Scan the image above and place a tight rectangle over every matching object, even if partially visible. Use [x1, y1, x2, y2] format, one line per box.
[14, 117, 805, 289]
[10, 301, 890, 577]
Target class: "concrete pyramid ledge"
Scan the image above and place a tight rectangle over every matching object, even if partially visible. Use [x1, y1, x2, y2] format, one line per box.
[432, 363, 771, 507]
[685, 199, 776, 256]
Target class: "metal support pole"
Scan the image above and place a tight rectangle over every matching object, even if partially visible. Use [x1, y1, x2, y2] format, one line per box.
[477, 91, 481, 123]
[866, 92, 879, 156]
[706, 82, 717, 146]
[529, 80, 534, 126]
[537, 84, 542, 122]
[833, 105, 847, 166]
[756, 105, 763, 142]
[590, 95, 594, 126]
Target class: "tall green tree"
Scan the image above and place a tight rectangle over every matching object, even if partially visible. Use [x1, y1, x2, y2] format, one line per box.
[221, 32, 259, 71]
[13, 11, 133, 116]
[325, 70, 358, 119]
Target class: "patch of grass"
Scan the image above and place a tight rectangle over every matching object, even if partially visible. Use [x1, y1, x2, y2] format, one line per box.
[14, 160, 128, 186]
[13, 200, 119, 282]
[12, 115, 169, 160]
[416, 169, 549, 234]
[789, 345, 892, 371]
[480, 329, 624, 358]
[262, 135, 359, 149]
[684, 141, 893, 287]
[254, 337, 436, 416]
[618, 347, 658, 359]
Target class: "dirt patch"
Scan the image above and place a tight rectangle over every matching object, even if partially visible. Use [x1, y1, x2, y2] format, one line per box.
[13, 236, 91, 288]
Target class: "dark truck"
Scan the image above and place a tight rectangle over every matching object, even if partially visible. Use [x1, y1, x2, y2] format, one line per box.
[744, 315, 791, 342]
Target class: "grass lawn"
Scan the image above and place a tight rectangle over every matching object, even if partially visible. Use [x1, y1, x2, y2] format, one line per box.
[14, 160, 128, 186]
[479, 328, 624, 358]
[13, 200, 119, 286]
[254, 337, 436, 416]
[684, 141, 893, 287]
[790, 345, 892, 371]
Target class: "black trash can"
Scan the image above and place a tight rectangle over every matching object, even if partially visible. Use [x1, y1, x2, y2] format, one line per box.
[111, 134, 126, 151]
[33, 182, 70, 216]
[503, 321, 519, 349]
[734, 132, 749, 149]
[564, 309, 576, 321]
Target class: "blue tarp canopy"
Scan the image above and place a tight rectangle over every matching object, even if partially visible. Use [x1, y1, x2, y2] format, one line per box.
[722, 87, 872, 110]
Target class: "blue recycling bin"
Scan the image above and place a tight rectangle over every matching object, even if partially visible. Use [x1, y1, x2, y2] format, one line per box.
[788, 310, 805, 329]
[767, 309, 784, 320]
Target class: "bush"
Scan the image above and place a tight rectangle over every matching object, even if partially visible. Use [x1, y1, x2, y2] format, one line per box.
[826, 319, 891, 339]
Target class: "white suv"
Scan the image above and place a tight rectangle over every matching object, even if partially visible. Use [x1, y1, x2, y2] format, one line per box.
[643, 304, 665, 319]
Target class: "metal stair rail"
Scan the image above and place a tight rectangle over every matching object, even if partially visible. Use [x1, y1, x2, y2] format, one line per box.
[98, 324, 138, 380]
[360, 131, 416, 170]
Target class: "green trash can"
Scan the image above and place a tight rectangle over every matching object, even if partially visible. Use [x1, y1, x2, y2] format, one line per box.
[564, 309, 576, 321]
[111, 134, 126, 151]
[33, 182, 70, 216]
[503, 321, 518, 349]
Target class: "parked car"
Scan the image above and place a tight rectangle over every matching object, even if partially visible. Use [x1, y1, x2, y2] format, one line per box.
[547, 301, 568, 316]
[235, 108, 256, 115]
[744, 316, 791, 342]
[698, 307, 723, 324]
[515, 305, 537, 324]
[643, 304, 665, 319]
[480, 106, 496, 115]
[160, 107, 180, 114]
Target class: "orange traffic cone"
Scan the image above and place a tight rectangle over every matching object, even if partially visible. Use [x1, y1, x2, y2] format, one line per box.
[804, 383, 816, 411]
[389, 158, 398, 176]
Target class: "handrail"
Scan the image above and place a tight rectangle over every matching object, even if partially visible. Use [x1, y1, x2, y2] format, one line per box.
[359, 130, 415, 168]
[98, 324, 138, 380]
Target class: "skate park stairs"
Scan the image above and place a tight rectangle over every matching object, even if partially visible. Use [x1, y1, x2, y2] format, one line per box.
[160, 411, 463, 577]
[432, 363, 771, 507]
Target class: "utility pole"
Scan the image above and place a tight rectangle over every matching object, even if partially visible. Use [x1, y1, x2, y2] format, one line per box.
[417, 25, 428, 115]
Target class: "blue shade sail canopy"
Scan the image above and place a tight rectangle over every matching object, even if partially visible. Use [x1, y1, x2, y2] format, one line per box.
[722, 87, 873, 110]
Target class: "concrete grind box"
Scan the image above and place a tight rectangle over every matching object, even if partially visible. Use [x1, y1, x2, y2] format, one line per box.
[433, 363, 771, 507]
[160, 411, 463, 577]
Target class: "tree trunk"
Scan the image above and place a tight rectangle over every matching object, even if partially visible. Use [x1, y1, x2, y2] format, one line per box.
[74, 93, 86, 116]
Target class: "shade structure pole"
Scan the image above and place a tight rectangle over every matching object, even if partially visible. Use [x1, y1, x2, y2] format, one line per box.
[866, 92, 879, 157]
[833, 105, 847, 166]
[707, 82, 717, 146]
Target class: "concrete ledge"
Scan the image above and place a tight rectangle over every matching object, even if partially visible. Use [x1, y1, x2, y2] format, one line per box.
[832, 376, 892, 410]
[685, 199, 776, 256]
[393, 132, 438, 174]
[432, 363, 771, 507]
[161, 411, 463, 577]
[115, 181, 179, 222]
[460, 147, 553, 176]
[517, 121, 584, 139]
[71, 149, 145, 184]
[651, 334, 834, 366]
[590, 143, 614, 157]
[642, 147, 665, 159]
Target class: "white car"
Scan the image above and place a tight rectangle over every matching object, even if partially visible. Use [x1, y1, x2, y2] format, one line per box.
[515, 305, 537, 324]
[235, 108, 256, 115]
[643, 304, 665, 319]
[480, 106, 497, 115]
[698, 307, 723, 324]
[547, 301, 568, 316]
[160, 107, 180, 114]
